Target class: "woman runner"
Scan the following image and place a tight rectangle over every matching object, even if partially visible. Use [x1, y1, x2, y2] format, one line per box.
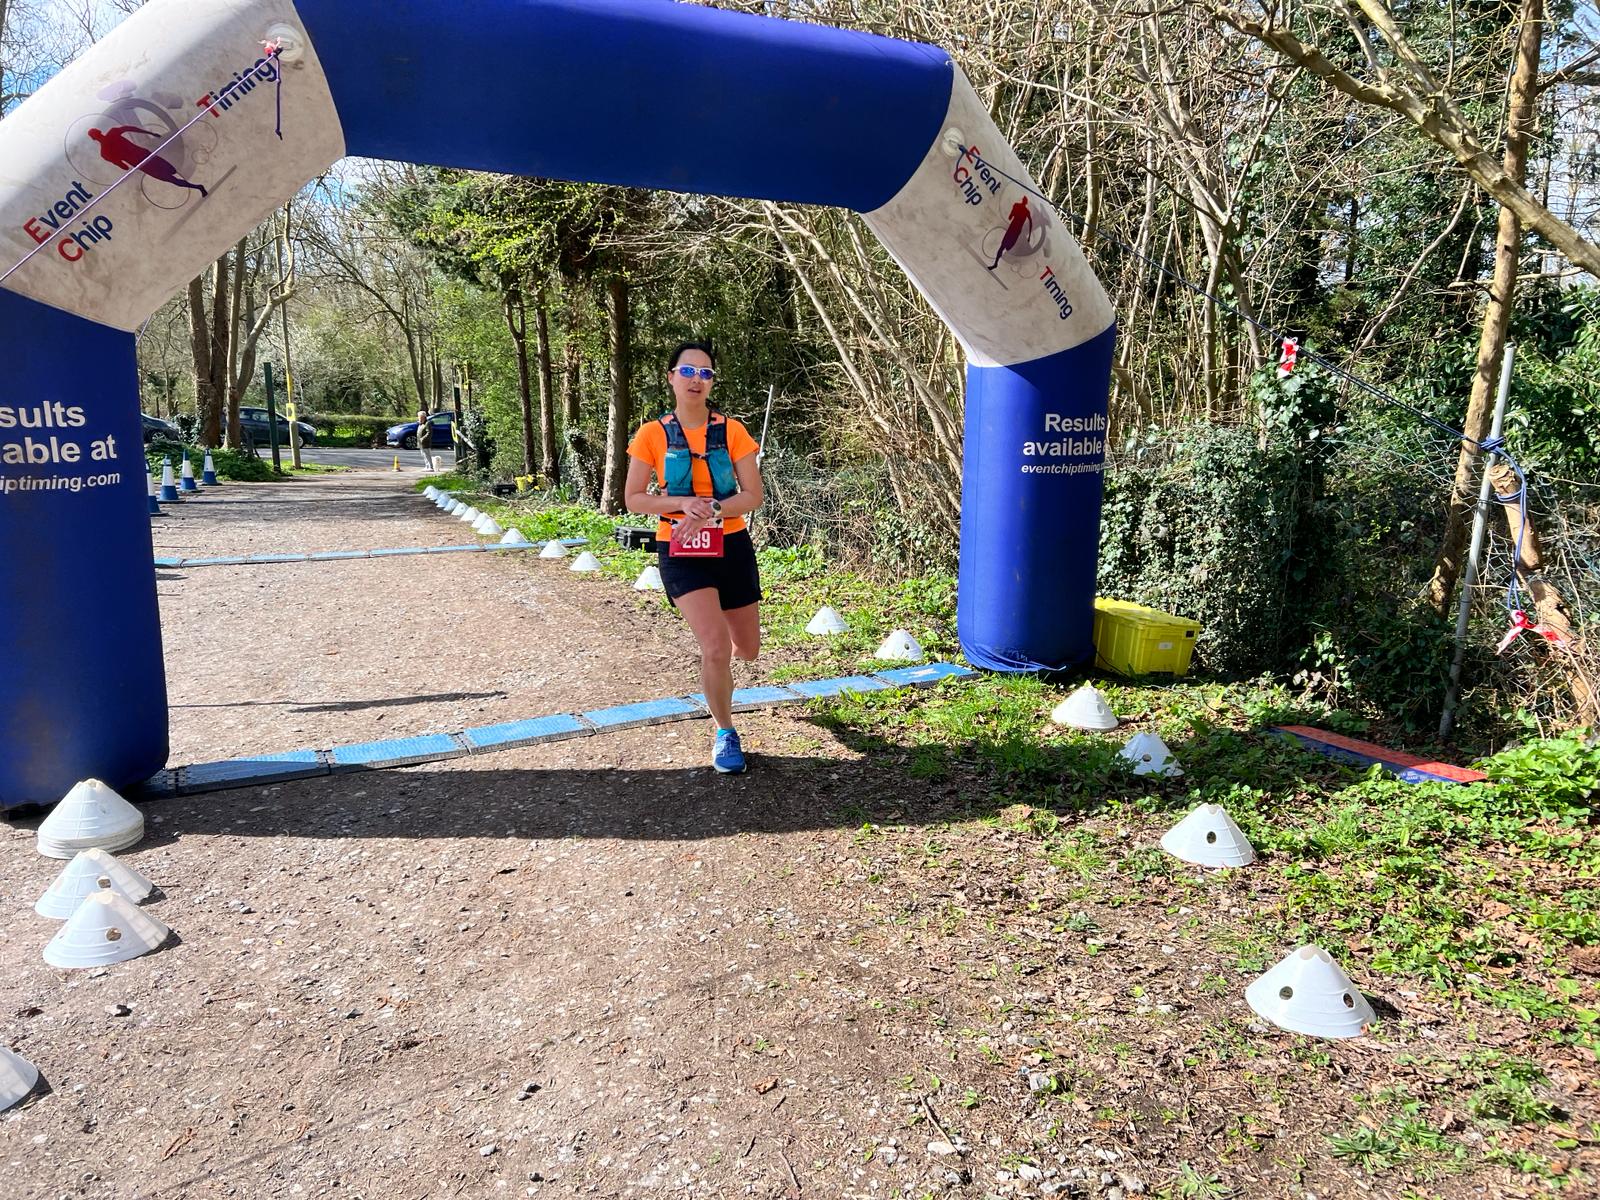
[625, 341, 764, 774]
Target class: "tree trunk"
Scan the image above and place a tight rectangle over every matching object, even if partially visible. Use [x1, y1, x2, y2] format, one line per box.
[601, 273, 633, 516]
[229, 280, 258, 448]
[561, 301, 582, 427]
[186, 276, 213, 440]
[502, 283, 536, 476]
[225, 239, 247, 447]
[1427, 0, 1543, 616]
[534, 289, 557, 480]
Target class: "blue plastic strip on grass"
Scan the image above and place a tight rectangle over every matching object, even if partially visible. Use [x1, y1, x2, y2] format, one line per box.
[136, 663, 975, 797]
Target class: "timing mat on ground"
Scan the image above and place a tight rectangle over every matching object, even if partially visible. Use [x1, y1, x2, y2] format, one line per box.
[133, 661, 975, 799]
[154, 538, 587, 569]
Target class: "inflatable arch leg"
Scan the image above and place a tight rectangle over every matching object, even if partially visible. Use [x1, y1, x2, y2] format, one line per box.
[0, 289, 169, 808]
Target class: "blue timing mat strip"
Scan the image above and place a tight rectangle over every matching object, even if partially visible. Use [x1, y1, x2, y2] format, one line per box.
[151, 539, 585, 569]
[131, 663, 976, 798]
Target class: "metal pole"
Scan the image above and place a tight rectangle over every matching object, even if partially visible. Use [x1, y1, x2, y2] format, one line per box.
[263, 362, 283, 474]
[1440, 343, 1515, 741]
[757, 384, 775, 465]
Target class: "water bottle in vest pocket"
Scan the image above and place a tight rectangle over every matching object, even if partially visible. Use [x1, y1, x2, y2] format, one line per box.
[663, 443, 695, 495]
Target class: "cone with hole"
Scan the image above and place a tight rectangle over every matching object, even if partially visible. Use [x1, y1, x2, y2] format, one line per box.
[634, 564, 663, 591]
[540, 538, 569, 559]
[1119, 731, 1183, 777]
[36, 779, 144, 859]
[805, 606, 848, 636]
[44, 890, 171, 968]
[159, 457, 179, 502]
[179, 451, 199, 493]
[36, 848, 155, 919]
[202, 452, 219, 486]
[569, 551, 602, 572]
[1160, 803, 1254, 868]
[1246, 945, 1375, 1039]
[499, 528, 529, 545]
[0, 1047, 39, 1112]
[1051, 684, 1118, 730]
[874, 629, 924, 661]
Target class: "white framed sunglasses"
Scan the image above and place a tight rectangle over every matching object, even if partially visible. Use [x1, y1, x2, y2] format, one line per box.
[673, 365, 716, 381]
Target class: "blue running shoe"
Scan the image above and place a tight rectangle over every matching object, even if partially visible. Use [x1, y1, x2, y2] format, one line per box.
[713, 729, 747, 774]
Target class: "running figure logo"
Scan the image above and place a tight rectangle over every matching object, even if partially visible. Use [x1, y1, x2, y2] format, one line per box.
[989, 195, 1032, 271]
[88, 125, 209, 198]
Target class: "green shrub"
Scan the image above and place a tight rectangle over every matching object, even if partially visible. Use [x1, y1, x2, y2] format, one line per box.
[307, 413, 402, 445]
[1099, 424, 1323, 676]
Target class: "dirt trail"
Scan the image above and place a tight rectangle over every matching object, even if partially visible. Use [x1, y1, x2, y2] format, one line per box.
[0, 469, 974, 1200]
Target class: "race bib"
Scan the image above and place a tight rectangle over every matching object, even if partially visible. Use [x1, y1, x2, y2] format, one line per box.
[669, 518, 724, 558]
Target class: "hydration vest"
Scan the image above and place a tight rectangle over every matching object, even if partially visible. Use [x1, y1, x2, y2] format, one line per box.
[660, 412, 739, 500]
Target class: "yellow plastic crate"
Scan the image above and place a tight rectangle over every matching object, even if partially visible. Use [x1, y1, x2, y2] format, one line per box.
[1092, 598, 1200, 677]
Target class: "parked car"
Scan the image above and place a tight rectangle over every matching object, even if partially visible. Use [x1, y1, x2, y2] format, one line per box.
[140, 413, 182, 444]
[386, 411, 455, 450]
[239, 406, 317, 448]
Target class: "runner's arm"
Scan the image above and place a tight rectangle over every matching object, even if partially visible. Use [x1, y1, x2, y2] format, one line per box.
[624, 455, 712, 519]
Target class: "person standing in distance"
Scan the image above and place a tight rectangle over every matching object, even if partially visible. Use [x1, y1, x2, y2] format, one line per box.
[415, 406, 433, 469]
[625, 342, 764, 774]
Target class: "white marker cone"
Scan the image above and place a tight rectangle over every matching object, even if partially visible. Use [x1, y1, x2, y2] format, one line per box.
[805, 605, 848, 636]
[475, 517, 504, 537]
[437, 496, 454, 511]
[36, 848, 155, 919]
[0, 1047, 39, 1112]
[36, 779, 144, 859]
[569, 551, 602, 572]
[201, 452, 219, 486]
[43, 890, 171, 968]
[1119, 731, 1183, 778]
[499, 528, 529, 545]
[1160, 803, 1254, 868]
[540, 538, 569, 559]
[146, 464, 161, 515]
[444, 499, 463, 514]
[424, 485, 439, 499]
[634, 564, 664, 591]
[459, 506, 481, 523]
[1051, 684, 1119, 730]
[874, 629, 924, 661]
[159, 458, 179, 502]
[1246, 945, 1376, 1039]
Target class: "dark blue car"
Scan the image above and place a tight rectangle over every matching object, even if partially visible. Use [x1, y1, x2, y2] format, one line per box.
[387, 411, 455, 449]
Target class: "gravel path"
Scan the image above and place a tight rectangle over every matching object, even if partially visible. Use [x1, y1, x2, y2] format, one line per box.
[1, 468, 980, 1200]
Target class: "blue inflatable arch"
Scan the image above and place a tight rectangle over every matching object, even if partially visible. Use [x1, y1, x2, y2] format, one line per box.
[0, 0, 1115, 809]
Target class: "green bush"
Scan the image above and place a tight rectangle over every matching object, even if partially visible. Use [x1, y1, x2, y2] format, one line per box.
[306, 413, 402, 445]
[1098, 424, 1322, 676]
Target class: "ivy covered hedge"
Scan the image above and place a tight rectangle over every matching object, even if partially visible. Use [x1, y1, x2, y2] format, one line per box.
[1097, 369, 1464, 729]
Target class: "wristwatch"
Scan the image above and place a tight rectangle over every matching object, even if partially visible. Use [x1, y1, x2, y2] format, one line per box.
[709, 499, 723, 518]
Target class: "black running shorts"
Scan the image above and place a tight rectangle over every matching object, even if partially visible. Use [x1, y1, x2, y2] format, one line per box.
[657, 528, 763, 610]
